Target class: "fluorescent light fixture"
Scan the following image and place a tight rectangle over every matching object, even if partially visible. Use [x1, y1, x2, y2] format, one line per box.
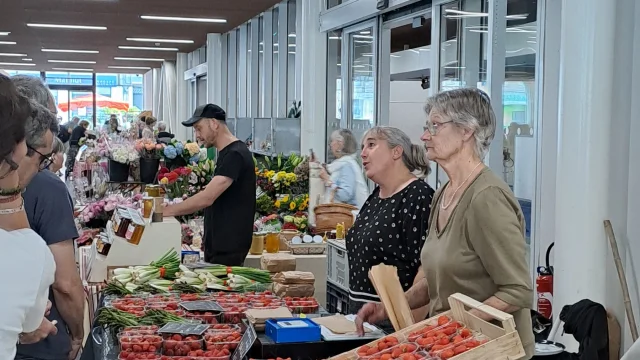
[0, 41, 16, 45]
[0, 62, 35, 66]
[360, 31, 370, 35]
[140, 15, 226, 23]
[127, 37, 194, 44]
[288, 33, 296, 37]
[114, 57, 164, 62]
[506, 14, 528, 20]
[118, 46, 179, 51]
[0, 53, 27, 57]
[288, 44, 295, 47]
[0, 32, 10, 36]
[48, 60, 97, 64]
[52, 67, 93, 72]
[288, 52, 295, 54]
[42, 48, 99, 54]
[353, 35, 373, 39]
[27, 23, 107, 30]
[22, 58, 32, 61]
[329, 36, 341, 40]
[108, 66, 152, 70]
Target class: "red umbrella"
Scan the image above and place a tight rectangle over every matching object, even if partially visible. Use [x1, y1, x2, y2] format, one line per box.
[58, 93, 130, 112]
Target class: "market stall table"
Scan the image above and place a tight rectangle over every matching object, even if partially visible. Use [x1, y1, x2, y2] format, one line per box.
[243, 253, 328, 306]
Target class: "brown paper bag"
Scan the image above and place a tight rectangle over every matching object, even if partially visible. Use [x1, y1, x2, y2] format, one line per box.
[273, 271, 315, 285]
[260, 253, 296, 273]
[368, 264, 415, 331]
[273, 282, 315, 297]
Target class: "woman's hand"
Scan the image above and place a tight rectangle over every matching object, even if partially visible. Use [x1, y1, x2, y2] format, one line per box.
[319, 167, 330, 182]
[355, 303, 388, 336]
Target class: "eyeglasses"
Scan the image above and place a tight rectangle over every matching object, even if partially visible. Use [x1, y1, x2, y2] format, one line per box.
[28, 146, 54, 171]
[423, 121, 453, 136]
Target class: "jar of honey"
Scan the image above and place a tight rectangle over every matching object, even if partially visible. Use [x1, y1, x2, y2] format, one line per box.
[125, 210, 146, 245]
[142, 197, 154, 218]
[250, 233, 265, 255]
[146, 186, 161, 197]
[336, 222, 345, 239]
[265, 232, 280, 253]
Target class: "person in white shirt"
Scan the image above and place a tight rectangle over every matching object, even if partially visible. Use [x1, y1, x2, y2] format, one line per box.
[0, 75, 57, 358]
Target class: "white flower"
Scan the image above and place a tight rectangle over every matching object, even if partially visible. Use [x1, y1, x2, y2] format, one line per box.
[189, 173, 198, 184]
[199, 148, 208, 161]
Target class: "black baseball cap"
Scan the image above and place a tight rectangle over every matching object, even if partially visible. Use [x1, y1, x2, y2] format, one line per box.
[182, 103, 226, 127]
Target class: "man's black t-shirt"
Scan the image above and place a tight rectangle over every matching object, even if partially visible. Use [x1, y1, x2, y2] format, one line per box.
[204, 140, 256, 265]
[69, 126, 87, 146]
[58, 124, 71, 143]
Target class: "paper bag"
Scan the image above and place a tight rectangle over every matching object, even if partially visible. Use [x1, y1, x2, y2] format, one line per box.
[368, 264, 415, 331]
[273, 282, 315, 298]
[260, 253, 296, 273]
[273, 271, 315, 285]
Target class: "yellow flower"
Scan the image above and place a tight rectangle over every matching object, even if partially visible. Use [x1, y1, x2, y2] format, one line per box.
[289, 202, 296, 210]
[274, 200, 281, 208]
[298, 203, 305, 211]
[282, 195, 290, 203]
[159, 178, 168, 185]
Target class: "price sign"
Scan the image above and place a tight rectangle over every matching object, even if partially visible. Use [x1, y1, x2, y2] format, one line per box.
[230, 324, 257, 360]
[158, 322, 209, 336]
[179, 300, 224, 312]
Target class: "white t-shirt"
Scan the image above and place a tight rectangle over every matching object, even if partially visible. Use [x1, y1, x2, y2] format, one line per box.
[0, 228, 56, 359]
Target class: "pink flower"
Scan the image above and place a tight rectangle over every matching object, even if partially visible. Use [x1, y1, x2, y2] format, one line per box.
[155, 144, 163, 150]
[104, 203, 116, 212]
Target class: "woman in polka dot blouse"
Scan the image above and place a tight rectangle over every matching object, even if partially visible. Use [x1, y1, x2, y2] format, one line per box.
[346, 126, 435, 332]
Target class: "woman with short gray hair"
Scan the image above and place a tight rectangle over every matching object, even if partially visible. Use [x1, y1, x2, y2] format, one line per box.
[356, 88, 534, 359]
[318, 129, 369, 208]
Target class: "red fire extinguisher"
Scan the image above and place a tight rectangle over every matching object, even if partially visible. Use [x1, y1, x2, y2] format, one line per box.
[536, 243, 554, 320]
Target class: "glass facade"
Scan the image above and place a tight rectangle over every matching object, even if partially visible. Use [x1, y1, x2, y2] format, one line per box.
[4, 70, 143, 129]
[323, 0, 541, 273]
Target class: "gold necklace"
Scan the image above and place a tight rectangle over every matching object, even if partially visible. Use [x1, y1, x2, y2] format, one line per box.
[441, 162, 483, 210]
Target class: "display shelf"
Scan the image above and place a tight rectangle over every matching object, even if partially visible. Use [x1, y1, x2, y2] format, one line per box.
[88, 217, 182, 283]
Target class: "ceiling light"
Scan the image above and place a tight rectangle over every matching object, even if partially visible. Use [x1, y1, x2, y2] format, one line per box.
[140, 15, 226, 23]
[0, 53, 28, 57]
[52, 67, 94, 72]
[27, 23, 107, 30]
[42, 49, 99, 54]
[126, 37, 194, 44]
[0, 62, 35, 66]
[22, 58, 32, 61]
[48, 60, 97, 64]
[0, 32, 10, 36]
[0, 41, 16, 45]
[118, 46, 179, 51]
[288, 33, 296, 37]
[108, 66, 152, 70]
[114, 57, 164, 62]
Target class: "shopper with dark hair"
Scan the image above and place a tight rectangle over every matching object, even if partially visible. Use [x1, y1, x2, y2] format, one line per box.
[0, 74, 57, 359]
[65, 120, 90, 178]
[13, 75, 85, 360]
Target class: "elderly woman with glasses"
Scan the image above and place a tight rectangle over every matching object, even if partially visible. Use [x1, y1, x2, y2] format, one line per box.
[356, 88, 534, 360]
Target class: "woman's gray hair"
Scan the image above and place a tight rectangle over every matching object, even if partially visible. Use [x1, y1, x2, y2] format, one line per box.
[25, 100, 59, 155]
[424, 88, 496, 159]
[330, 128, 359, 156]
[363, 126, 431, 177]
[52, 136, 64, 154]
[11, 74, 55, 109]
[157, 121, 167, 131]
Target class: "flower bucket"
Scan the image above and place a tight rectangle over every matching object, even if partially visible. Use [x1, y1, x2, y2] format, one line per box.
[165, 156, 187, 170]
[108, 159, 129, 182]
[139, 158, 160, 184]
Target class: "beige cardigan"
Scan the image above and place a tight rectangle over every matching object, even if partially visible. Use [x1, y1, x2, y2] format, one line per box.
[420, 168, 535, 359]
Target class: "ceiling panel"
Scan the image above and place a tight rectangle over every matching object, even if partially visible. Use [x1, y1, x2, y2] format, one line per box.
[0, 0, 280, 74]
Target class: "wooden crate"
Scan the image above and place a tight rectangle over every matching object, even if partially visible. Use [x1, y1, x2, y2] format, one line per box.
[331, 293, 526, 360]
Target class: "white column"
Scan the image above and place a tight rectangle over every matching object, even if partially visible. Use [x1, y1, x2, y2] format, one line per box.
[206, 33, 224, 107]
[553, 0, 617, 350]
[175, 53, 189, 140]
[299, 0, 327, 160]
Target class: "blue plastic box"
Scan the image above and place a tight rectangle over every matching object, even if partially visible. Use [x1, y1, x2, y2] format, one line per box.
[264, 318, 322, 343]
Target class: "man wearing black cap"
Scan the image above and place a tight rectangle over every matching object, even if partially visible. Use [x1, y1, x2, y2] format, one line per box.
[164, 104, 256, 266]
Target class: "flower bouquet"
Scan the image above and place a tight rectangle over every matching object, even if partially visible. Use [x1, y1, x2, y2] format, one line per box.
[109, 143, 139, 182]
[282, 212, 308, 232]
[187, 158, 215, 191]
[253, 214, 282, 232]
[79, 193, 142, 228]
[274, 193, 309, 213]
[136, 139, 163, 183]
[162, 140, 205, 169]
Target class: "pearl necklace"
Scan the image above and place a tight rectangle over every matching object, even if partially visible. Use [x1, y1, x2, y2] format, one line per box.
[441, 162, 483, 210]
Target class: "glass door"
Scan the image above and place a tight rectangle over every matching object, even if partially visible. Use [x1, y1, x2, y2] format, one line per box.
[51, 88, 97, 130]
[341, 19, 378, 144]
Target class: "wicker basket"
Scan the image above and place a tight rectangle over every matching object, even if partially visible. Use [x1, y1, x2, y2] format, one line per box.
[278, 231, 300, 252]
[314, 190, 358, 233]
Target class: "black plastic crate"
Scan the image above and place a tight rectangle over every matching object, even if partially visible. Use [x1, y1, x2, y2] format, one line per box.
[326, 281, 350, 315]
